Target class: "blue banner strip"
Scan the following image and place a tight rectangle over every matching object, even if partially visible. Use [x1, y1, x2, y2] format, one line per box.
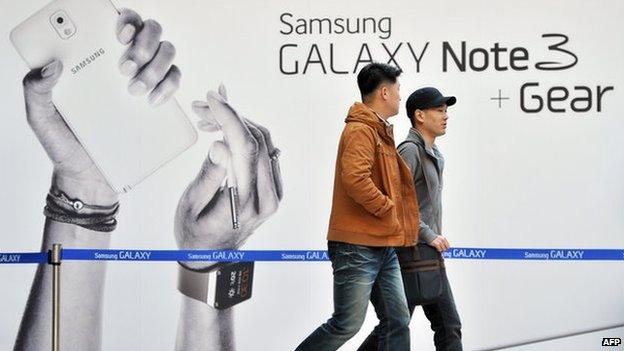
[61, 249, 331, 262]
[0, 252, 48, 264]
[1, 248, 623, 264]
[441, 248, 624, 261]
[61, 248, 624, 262]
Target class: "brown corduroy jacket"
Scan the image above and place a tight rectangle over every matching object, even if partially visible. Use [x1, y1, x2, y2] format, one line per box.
[327, 102, 420, 247]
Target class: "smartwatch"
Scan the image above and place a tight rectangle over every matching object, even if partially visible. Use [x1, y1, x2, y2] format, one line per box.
[178, 261, 254, 309]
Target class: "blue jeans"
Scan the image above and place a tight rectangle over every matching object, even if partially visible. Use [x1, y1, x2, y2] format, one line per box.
[296, 241, 411, 351]
[358, 252, 462, 351]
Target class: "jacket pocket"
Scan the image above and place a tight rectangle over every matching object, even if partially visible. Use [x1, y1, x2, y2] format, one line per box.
[330, 204, 400, 237]
[375, 205, 400, 235]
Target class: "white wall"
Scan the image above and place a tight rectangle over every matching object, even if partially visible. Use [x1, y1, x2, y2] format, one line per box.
[0, 0, 622, 350]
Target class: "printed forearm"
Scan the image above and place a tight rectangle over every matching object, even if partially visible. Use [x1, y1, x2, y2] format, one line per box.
[14, 219, 111, 351]
[51, 173, 118, 207]
[175, 295, 235, 351]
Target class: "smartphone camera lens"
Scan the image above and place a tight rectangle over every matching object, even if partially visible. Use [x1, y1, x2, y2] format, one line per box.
[50, 11, 75, 39]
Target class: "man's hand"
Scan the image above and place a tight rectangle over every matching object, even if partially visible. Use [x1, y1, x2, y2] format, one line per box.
[175, 85, 283, 262]
[430, 235, 450, 252]
[21, 8, 179, 203]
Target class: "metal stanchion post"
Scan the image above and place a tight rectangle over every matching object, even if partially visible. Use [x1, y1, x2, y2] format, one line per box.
[49, 244, 62, 351]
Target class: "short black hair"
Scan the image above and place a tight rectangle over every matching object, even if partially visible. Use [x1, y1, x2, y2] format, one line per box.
[357, 63, 402, 100]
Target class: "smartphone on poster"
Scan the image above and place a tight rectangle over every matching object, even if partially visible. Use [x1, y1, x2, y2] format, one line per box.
[9, 0, 197, 193]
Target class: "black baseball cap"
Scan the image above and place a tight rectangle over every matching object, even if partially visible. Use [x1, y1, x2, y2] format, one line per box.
[405, 87, 456, 119]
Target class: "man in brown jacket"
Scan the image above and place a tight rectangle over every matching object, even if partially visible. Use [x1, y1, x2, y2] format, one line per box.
[296, 63, 420, 351]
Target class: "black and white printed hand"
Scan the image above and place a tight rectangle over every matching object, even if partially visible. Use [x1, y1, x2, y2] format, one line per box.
[21, 8, 181, 203]
[22, 54, 116, 203]
[116, 8, 180, 106]
[175, 85, 283, 264]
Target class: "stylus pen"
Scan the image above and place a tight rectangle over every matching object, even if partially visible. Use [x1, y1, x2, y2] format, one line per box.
[214, 86, 239, 230]
[226, 160, 240, 230]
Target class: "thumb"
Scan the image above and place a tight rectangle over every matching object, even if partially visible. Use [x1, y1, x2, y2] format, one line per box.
[23, 60, 67, 134]
[218, 83, 228, 102]
[23, 60, 63, 99]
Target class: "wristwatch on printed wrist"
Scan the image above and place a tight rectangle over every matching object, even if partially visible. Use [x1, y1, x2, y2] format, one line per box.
[177, 261, 254, 309]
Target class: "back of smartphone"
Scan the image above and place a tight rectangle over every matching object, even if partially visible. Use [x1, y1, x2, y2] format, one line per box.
[10, 0, 197, 193]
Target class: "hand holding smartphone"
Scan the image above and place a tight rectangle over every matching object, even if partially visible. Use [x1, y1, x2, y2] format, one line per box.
[11, 0, 197, 194]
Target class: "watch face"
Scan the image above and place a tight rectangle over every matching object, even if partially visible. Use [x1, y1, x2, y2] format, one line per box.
[213, 262, 254, 309]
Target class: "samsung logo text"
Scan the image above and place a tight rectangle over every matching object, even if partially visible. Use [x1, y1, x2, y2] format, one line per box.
[71, 48, 105, 74]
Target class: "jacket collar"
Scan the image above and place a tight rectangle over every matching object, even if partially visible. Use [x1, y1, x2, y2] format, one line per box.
[345, 102, 394, 143]
[407, 128, 440, 158]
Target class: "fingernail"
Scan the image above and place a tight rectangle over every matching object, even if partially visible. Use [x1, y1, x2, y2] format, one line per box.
[206, 90, 225, 103]
[128, 80, 147, 96]
[192, 100, 210, 108]
[119, 24, 135, 44]
[218, 83, 227, 100]
[120, 60, 137, 76]
[41, 60, 59, 77]
[209, 146, 223, 165]
[198, 124, 215, 132]
[198, 120, 219, 130]
[149, 92, 167, 106]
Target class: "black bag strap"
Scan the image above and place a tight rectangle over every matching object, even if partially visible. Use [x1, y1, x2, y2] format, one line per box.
[398, 140, 434, 203]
